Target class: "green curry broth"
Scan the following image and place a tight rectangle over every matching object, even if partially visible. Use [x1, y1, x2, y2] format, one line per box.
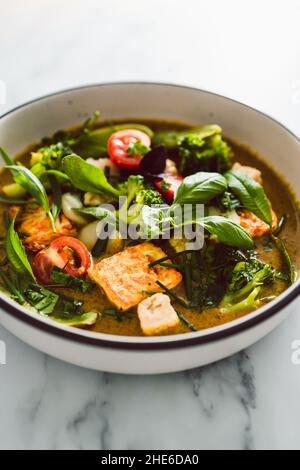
[0, 119, 299, 336]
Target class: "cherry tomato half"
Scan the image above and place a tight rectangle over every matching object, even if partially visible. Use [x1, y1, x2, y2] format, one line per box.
[155, 174, 183, 202]
[32, 236, 91, 285]
[107, 129, 151, 170]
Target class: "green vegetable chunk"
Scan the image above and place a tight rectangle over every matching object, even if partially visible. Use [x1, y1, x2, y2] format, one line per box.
[153, 125, 233, 175]
[51, 311, 98, 326]
[220, 259, 275, 312]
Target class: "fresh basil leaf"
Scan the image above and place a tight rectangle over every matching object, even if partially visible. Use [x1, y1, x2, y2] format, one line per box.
[42, 169, 71, 182]
[48, 174, 61, 220]
[173, 172, 227, 204]
[6, 164, 56, 232]
[78, 206, 116, 225]
[225, 170, 272, 225]
[5, 216, 36, 280]
[201, 215, 254, 249]
[0, 147, 14, 165]
[61, 154, 120, 199]
[74, 123, 153, 158]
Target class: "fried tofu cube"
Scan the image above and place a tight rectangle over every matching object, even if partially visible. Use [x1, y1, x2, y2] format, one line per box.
[88, 242, 182, 311]
[137, 293, 180, 335]
[8, 203, 76, 252]
[239, 209, 278, 238]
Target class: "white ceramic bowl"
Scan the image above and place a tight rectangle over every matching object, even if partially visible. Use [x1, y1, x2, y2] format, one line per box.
[0, 83, 299, 374]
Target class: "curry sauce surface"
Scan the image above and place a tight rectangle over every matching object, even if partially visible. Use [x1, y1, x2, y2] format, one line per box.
[0, 120, 299, 336]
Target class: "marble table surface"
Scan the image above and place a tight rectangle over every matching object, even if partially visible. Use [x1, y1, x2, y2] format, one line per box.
[0, 0, 300, 450]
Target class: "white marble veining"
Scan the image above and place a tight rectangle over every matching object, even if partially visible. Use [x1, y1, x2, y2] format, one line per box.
[0, 0, 300, 450]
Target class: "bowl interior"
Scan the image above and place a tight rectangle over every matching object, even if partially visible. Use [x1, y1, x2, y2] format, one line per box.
[0, 82, 300, 344]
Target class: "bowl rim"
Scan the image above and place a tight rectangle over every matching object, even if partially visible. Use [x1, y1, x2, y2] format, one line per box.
[1, 80, 300, 351]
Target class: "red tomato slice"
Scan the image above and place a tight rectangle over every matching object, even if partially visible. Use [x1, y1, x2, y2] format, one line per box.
[107, 129, 151, 170]
[155, 174, 183, 202]
[32, 236, 91, 284]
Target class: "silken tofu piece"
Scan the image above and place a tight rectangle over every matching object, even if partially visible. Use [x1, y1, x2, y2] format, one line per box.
[88, 242, 182, 311]
[137, 293, 180, 335]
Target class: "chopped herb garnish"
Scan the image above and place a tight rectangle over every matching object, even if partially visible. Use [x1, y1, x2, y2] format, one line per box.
[63, 299, 84, 317]
[127, 141, 149, 157]
[273, 214, 287, 237]
[0, 267, 26, 304]
[176, 311, 198, 332]
[221, 191, 240, 210]
[275, 270, 289, 281]
[51, 267, 93, 293]
[160, 180, 170, 192]
[24, 284, 59, 314]
[155, 280, 190, 308]
[103, 308, 121, 321]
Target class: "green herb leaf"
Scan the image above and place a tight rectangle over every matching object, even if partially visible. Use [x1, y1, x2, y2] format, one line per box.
[6, 164, 56, 232]
[77, 206, 117, 232]
[127, 140, 149, 157]
[61, 154, 121, 199]
[225, 170, 272, 225]
[51, 267, 93, 293]
[24, 284, 59, 314]
[0, 195, 28, 204]
[0, 267, 26, 304]
[41, 169, 71, 182]
[176, 311, 198, 332]
[48, 174, 61, 220]
[74, 123, 153, 158]
[273, 214, 287, 236]
[0, 147, 14, 165]
[103, 308, 121, 321]
[174, 172, 227, 204]
[5, 216, 36, 280]
[63, 298, 83, 317]
[271, 234, 295, 284]
[275, 270, 289, 281]
[201, 215, 254, 250]
[153, 125, 221, 149]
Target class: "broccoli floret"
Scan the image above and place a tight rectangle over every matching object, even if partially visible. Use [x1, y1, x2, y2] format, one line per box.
[30, 142, 72, 169]
[220, 260, 274, 312]
[179, 133, 233, 175]
[135, 188, 163, 206]
[118, 175, 145, 207]
[153, 125, 233, 175]
[119, 175, 163, 208]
